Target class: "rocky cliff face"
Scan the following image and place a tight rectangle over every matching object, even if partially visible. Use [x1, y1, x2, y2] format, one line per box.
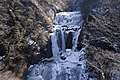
[0, 0, 120, 80]
[0, 0, 70, 79]
[79, 0, 120, 79]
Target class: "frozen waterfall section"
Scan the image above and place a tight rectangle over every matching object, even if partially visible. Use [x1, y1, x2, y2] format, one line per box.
[27, 11, 88, 80]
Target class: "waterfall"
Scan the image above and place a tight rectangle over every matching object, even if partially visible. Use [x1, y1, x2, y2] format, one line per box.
[51, 11, 83, 56]
[26, 11, 89, 80]
[50, 25, 66, 58]
[50, 30, 59, 58]
[60, 28, 66, 54]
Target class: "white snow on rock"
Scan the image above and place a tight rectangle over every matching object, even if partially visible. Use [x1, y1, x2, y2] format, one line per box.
[27, 11, 89, 80]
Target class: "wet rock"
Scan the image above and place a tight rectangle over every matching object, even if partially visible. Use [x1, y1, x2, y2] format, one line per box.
[60, 56, 66, 60]
[0, 44, 6, 60]
[65, 32, 73, 49]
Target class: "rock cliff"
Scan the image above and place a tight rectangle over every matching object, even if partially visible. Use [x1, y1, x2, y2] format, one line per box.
[0, 0, 120, 80]
[0, 0, 70, 79]
[79, 0, 120, 79]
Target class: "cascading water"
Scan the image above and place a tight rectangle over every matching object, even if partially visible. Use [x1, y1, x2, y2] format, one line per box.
[26, 11, 88, 80]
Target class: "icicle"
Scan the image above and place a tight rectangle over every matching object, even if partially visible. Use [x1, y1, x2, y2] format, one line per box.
[50, 30, 59, 58]
[60, 28, 66, 53]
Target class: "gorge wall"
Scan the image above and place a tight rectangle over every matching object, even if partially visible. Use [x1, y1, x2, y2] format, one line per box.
[0, 0, 71, 79]
[79, 0, 120, 79]
[0, 0, 120, 80]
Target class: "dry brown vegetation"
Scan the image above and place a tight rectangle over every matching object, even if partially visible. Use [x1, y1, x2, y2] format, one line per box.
[80, 0, 120, 79]
[0, 0, 69, 79]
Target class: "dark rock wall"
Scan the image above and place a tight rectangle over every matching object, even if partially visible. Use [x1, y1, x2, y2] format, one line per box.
[0, 0, 120, 80]
[0, 0, 69, 79]
[79, 0, 120, 79]
[68, 0, 81, 11]
[65, 32, 73, 49]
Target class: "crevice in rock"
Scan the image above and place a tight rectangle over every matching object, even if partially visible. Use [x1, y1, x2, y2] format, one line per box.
[90, 40, 116, 52]
[65, 32, 73, 49]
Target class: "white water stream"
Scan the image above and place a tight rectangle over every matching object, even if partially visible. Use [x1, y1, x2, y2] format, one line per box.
[26, 11, 89, 80]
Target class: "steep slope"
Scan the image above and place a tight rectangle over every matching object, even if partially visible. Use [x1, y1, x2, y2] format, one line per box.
[79, 0, 120, 79]
[0, 0, 120, 80]
[0, 0, 69, 79]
